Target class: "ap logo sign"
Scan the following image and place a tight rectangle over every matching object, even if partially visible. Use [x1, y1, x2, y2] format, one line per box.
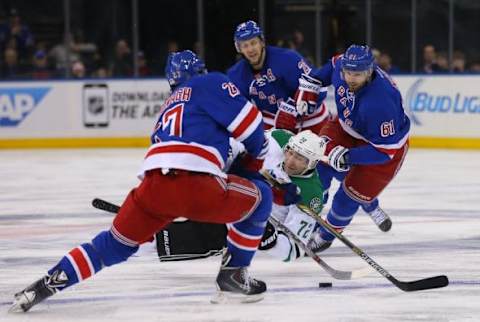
[0, 87, 51, 127]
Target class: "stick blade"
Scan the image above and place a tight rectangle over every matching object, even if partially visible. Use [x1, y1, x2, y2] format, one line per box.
[398, 275, 449, 292]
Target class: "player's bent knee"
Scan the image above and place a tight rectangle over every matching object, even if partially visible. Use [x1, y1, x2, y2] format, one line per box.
[91, 231, 139, 267]
[250, 179, 273, 222]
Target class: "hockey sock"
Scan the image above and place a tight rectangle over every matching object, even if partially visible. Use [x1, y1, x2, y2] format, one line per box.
[319, 184, 360, 241]
[361, 198, 379, 213]
[47, 230, 138, 290]
[226, 179, 272, 267]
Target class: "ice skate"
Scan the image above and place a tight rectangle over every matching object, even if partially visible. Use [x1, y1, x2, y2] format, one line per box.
[9, 270, 68, 313]
[211, 250, 266, 304]
[307, 230, 332, 254]
[366, 206, 392, 232]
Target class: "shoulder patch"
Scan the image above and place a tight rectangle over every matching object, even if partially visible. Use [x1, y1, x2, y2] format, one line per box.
[309, 197, 323, 213]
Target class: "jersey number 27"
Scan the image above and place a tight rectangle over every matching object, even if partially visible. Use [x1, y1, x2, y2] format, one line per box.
[162, 103, 184, 136]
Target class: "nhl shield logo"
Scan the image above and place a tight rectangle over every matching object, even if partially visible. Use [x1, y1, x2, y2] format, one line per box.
[309, 197, 322, 213]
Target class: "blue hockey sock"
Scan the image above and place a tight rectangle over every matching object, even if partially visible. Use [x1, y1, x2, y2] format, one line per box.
[320, 184, 361, 241]
[226, 179, 272, 267]
[361, 198, 379, 213]
[47, 230, 138, 290]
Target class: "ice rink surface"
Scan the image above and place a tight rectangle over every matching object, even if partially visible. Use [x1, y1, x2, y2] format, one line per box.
[0, 148, 479, 322]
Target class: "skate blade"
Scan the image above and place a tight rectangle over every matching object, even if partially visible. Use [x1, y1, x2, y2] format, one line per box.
[8, 292, 33, 313]
[210, 291, 264, 304]
[8, 303, 25, 313]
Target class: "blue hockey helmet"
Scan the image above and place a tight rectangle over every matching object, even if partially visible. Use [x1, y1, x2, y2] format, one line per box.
[165, 50, 206, 88]
[341, 45, 375, 72]
[234, 20, 264, 51]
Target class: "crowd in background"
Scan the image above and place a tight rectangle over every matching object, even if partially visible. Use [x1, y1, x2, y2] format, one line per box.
[1, 7, 480, 80]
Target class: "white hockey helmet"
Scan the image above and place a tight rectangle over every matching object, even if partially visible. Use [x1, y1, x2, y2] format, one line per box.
[285, 130, 326, 172]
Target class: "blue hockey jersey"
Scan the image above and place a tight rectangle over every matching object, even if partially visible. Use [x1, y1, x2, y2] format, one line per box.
[227, 46, 327, 127]
[312, 56, 410, 163]
[142, 72, 267, 178]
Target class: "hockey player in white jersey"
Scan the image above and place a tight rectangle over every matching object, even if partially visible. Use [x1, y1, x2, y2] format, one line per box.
[257, 129, 326, 261]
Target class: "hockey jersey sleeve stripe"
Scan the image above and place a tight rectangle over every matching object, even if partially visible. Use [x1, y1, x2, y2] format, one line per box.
[228, 102, 263, 142]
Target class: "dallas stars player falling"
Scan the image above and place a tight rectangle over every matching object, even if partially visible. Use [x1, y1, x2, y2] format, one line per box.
[258, 129, 326, 261]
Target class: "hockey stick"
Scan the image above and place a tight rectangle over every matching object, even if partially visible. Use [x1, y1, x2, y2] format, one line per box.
[92, 198, 120, 213]
[298, 204, 449, 291]
[91, 198, 367, 280]
[267, 215, 370, 280]
[261, 170, 449, 292]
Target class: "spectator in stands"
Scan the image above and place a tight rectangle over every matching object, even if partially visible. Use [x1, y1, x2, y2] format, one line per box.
[469, 61, 480, 73]
[422, 44, 438, 73]
[49, 33, 80, 76]
[275, 37, 295, 50]
[93, 66, 109, 78]
[71, 60, 86, 78]
[137, 51, 150, 77]
[435, 52, 449, 73]
[377, 52, 401, 74]
[110, 39, 132, 77]
[1, 47, 26, 79]
[0, 9, 34, 60]
[292, 29, 314, 64]
[158, 39, 179, 74]
[452, 50, 466, 73]
[30, 49, 52, 79]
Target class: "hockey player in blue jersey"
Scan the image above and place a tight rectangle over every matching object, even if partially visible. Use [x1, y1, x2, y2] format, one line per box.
[307, 45, 410, 253]
[10, 50, 277, 312]
[227, 20, 330, 133]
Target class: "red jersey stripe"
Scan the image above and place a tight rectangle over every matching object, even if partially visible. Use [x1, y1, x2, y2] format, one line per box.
[232, 106, 259, 139]
[146, 144, 222, 168]
[69, 247, 92, 280]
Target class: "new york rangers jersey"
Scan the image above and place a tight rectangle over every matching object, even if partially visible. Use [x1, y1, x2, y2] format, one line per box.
[143, 72, 267, 179]
[312, 56, 410, 161]
[227, 46, 328, 128]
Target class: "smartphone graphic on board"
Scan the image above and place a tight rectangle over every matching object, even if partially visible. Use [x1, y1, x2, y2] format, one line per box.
[83, 84, 109, 127]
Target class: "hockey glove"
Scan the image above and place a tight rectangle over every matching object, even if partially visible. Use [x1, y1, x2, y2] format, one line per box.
[274, 98, 298, 131]
[259, 221, 278, 250]
[272, 182, 302, 206]
[294, 73, 323, 115]
[327, 145, 350, 172]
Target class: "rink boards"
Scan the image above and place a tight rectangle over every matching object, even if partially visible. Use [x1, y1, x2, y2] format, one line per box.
[0, 75, 479, 149]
